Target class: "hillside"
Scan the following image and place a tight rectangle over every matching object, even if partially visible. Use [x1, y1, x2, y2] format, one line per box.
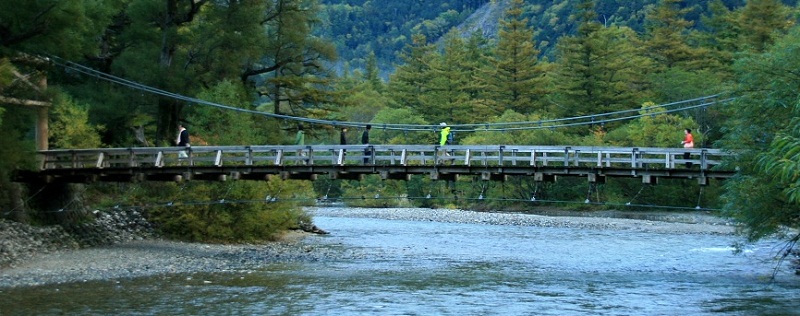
[454, 0, 510, 40]
[316, 0, 774, 75]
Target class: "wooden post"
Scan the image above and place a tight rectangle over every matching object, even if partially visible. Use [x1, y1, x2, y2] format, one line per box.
[36, 75, 48, 151]
[37, 106, 48, 150]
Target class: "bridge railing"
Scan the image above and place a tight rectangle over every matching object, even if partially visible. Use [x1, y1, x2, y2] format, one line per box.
[38, 145, 733, 171]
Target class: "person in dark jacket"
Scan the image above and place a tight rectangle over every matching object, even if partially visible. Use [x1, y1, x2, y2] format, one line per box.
[340, 127, 348, 145]
[176, 124, 190, 158]
[339, 127, 348, 162]
[362, 124, 372, 164]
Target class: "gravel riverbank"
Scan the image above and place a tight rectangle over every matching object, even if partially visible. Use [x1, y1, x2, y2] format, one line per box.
[1, 207, 740, 289]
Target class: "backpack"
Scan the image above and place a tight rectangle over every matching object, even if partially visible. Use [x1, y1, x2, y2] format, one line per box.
[446, 131, 455, 145]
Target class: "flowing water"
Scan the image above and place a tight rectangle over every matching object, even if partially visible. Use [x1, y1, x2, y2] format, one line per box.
[2, 210, 799, 315]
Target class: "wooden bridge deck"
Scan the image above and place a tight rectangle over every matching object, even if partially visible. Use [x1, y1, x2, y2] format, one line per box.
[13, 145, 736, 185]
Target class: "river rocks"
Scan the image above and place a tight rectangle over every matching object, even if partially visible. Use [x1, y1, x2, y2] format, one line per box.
[0, 208, 156, 268]
[308, 207, 739, 235]
[1, 206, 795, 289]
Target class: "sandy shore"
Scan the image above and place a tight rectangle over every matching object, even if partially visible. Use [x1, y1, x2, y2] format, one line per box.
[0, 207, 739, 289]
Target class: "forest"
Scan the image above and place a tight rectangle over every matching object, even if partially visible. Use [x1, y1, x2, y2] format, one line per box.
[1, 0, 799, 245]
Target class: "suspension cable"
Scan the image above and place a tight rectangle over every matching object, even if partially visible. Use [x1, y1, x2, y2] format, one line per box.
[46, 55, 735, 133]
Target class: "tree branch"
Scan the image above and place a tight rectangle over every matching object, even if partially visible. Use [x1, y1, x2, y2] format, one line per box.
[0, 95, 51, 107]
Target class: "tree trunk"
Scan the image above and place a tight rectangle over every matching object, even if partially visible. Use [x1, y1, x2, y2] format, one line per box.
[9, 183, 30, 223]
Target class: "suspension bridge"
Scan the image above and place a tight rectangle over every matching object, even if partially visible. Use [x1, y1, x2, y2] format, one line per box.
[8, 57, 738, 189]
[13, 144, 734, 186]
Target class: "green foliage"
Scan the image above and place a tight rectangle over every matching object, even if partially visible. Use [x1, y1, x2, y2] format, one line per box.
[758, 123, 800, 206]
[388, 34, 436, 117]
[0, 58, 12, 91]
[49, 93, 105, 149]
[190, 80, 264, 146]
[604, 101, 698, 147]
[421, 30, 475, 124]
[0, 0, 122, 58]
[462, 110, 579, 146]
[0, 108, 37, 212]
[643, 0, 703, 71]
[125, 180, 314, 243]
[719, 27, 800, 241]
[370, 107, 431, 145]
[737, 0, 795, 53]
[481, 0, 551, 115]
[317, 0, 488, 71]
[552, 2, 652, 124]
[317, 0, 778, 78]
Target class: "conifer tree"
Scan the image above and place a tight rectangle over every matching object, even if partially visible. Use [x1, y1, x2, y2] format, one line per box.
[461, 31, 497, 124]
[482, 0, 550, 115]
[643, 0, 703, 71]
[388, 34, 436, 117]
[552, 0, 650, 125]
[364, 51, 383, 92]
[242, 0, 338, 119]
[737, 0, 794, 53]
[697, 0, 740, 77]
[422, 30, 472, 124]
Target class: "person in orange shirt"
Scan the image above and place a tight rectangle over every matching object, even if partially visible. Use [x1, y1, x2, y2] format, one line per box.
[681, 128, 694, 168]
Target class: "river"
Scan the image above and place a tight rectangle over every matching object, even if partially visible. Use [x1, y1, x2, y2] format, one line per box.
[2, 208, 799, 315]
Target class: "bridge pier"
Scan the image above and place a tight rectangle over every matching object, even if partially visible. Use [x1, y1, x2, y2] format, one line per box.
[430, 172, 457, 181]
[480, 172, 506, 181]
[534, 173, 555, 182]
[380, 171, 411, 181]
[329, 172, 361, 181]
[588, 174, 606, 183]
[642, 175, 658, 184]
[145, 173, 185, 182]
[191, 173, 228, 181]
[236, 172, 271, 181]
[282, 171, 319, 180]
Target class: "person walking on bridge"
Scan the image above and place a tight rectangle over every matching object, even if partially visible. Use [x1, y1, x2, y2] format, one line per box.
[438, 122, 451, 161]
[295, 125, 307, 165]
[176, 123, 190, 159]
[362, 124, 372, 164]
[681, 128, 694, 168]
[340, 127, 348, 145]
[339, 127, 348, 162]
[439, 122, 450, 146]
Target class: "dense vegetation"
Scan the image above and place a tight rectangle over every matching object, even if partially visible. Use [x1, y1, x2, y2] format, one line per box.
[1, 0, 800, 248]
[317, 0, 798, 74]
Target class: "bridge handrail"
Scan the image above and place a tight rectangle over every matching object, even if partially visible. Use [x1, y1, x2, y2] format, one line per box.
[36, 145, 734, 171]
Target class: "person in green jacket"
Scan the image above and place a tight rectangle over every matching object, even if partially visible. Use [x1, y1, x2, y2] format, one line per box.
[439, 122, 450, 146]
[295, 125, 305, 145]
[439, 122, 451, 160]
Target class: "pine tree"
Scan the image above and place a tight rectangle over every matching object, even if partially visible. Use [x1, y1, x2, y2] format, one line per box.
[243, 0, 339, 118]
[737, 0, 794, 53]
[552, 0, 651, 125]
[461, 31, 497, 124]
[552, 0, 602, 119]
[423, 30, 472, 124]
[697, 0, 740, 77]
[643, 0, 703, 71]
[388, 34, 436, 116]
[364, 51, 383, 92]
[482, 0, 550, 115]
